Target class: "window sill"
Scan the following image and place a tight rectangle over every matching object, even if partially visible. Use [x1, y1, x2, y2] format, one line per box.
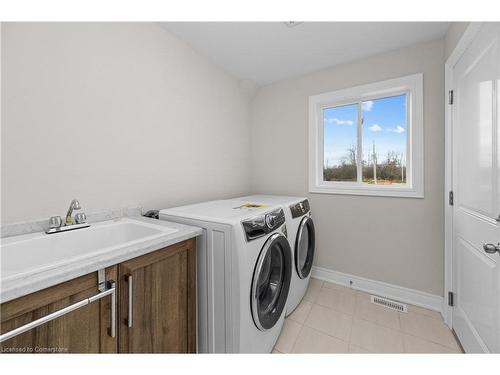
[309, 185, 424, 199]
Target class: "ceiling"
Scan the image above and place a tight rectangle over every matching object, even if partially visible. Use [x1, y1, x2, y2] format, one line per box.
[159, 22, 449, 85]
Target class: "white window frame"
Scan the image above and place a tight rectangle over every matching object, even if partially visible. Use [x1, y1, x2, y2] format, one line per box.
[308, 73, 424, 198]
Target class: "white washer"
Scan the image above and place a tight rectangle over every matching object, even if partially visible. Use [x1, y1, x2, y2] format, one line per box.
[235, 195, 315, 315]
[159, 200, 292, 353]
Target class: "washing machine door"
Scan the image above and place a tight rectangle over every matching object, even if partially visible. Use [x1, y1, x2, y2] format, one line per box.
[295, 216, 315, 279]
[251, 233, 292, 331]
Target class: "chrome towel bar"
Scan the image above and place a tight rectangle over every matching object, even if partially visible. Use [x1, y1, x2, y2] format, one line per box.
[0, 281, 116, 343]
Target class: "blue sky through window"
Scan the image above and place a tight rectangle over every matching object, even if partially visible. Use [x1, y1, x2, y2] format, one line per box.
[323, 94, 407, 168]
[323, 103, 357, 168]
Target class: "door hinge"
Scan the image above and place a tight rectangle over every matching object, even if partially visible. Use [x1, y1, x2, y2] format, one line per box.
[449, 191, 454, 206]
[448, 291, 454, 306]
[448, 90, 454, 105]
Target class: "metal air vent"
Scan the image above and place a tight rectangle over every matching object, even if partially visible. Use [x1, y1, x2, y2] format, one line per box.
[370, 295, 407, 313]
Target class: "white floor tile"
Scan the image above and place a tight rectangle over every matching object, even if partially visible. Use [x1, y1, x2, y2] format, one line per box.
[407, 304, 442, 320]
[348, 344, 371, 353]
[304, 304, 353, 341]
[400, 311, 460, 350]
[350, 317, 404, 353]
[272, 278, 463, 354]
[403, 333, 460, 353]
[292, 326, 349, 353]
[316, 287, 357, 315]
[303, 282, 321, 303]
[287, 299, 313, 324]
[354, 291, 401, 330]
[274, 319, 302, 353]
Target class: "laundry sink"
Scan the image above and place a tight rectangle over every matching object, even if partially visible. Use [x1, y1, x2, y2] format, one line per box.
[0, 218, 178, 282]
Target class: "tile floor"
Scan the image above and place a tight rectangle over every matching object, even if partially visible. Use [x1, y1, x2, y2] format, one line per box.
[273, 278, 463, 354]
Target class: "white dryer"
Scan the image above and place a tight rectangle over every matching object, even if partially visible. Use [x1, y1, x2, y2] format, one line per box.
[159, 200, 292, 353]
[235, 195, 315, 315]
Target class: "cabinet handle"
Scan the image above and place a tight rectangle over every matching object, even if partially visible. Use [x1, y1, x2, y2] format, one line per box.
[110, 281, 116, 338]
[127, 274, 133, 328]
[0, 280, 117, 343]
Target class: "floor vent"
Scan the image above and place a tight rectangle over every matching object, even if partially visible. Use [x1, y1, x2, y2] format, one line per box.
[370, 295, 407, 313]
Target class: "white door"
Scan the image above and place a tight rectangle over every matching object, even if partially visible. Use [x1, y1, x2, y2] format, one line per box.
[452, 22, 500, 353]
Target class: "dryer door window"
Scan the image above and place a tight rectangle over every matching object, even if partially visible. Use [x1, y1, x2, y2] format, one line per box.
[295, 216, 315, 279]
[251, 233, 292, 331]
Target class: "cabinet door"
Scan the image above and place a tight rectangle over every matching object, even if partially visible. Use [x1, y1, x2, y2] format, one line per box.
[0, 266, 117, 354]
[118, 239, 196, 353]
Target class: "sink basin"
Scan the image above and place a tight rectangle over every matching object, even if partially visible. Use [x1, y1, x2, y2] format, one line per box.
[1, 218, 178, 281]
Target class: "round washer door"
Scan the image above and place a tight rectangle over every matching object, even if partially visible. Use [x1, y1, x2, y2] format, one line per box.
[295, 216, 315, 279]
[251, 233, 292, 331]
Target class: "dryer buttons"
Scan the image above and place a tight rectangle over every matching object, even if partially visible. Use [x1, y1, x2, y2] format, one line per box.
[265, 214, 276, 229]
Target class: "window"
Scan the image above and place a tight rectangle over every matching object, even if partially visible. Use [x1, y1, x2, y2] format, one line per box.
[309, 74, 423, 198]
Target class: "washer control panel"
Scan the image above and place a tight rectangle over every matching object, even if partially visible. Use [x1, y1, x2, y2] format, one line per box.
[242, 208, 286, 241]
[290, 199, 310, 219]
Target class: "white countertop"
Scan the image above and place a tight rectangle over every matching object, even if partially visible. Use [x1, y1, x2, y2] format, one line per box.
[0, 216, 202, 303]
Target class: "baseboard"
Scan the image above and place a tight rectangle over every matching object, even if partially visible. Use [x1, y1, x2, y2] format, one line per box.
[311, 266, 444, 315]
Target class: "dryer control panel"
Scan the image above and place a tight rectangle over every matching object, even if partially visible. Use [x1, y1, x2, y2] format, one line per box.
[242, 208, 286, 241]
[290, 199, 310, 219]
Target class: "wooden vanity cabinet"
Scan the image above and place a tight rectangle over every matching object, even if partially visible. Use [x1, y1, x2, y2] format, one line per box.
[0, 238, 196, 354]
[0, 266, 118, 354]
[118, 238, 196, 353]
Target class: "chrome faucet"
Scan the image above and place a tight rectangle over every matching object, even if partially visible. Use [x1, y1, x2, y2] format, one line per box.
[46, 199, 90, 234]
[65, 199, 81, 225]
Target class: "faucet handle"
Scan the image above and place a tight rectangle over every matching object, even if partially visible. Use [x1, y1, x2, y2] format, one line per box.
[71, 199, 81, 211]
[49, 216, 62, 229]
[74, 212, 87, 224]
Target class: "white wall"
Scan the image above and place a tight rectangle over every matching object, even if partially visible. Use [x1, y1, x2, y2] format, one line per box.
[445, 22, 470, 61]
[1, 23, 448, 296]
[1, 23, 250, 223]
[249, 40, 445, 295]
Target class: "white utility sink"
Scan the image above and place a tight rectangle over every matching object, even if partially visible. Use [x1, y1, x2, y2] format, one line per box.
[1, 218, 178, 282]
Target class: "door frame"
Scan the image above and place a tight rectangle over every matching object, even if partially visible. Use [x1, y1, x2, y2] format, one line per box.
[443, 22, 484, 328]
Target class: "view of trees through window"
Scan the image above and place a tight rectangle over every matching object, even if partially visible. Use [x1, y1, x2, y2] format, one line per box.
[323, 94, 407, 185]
